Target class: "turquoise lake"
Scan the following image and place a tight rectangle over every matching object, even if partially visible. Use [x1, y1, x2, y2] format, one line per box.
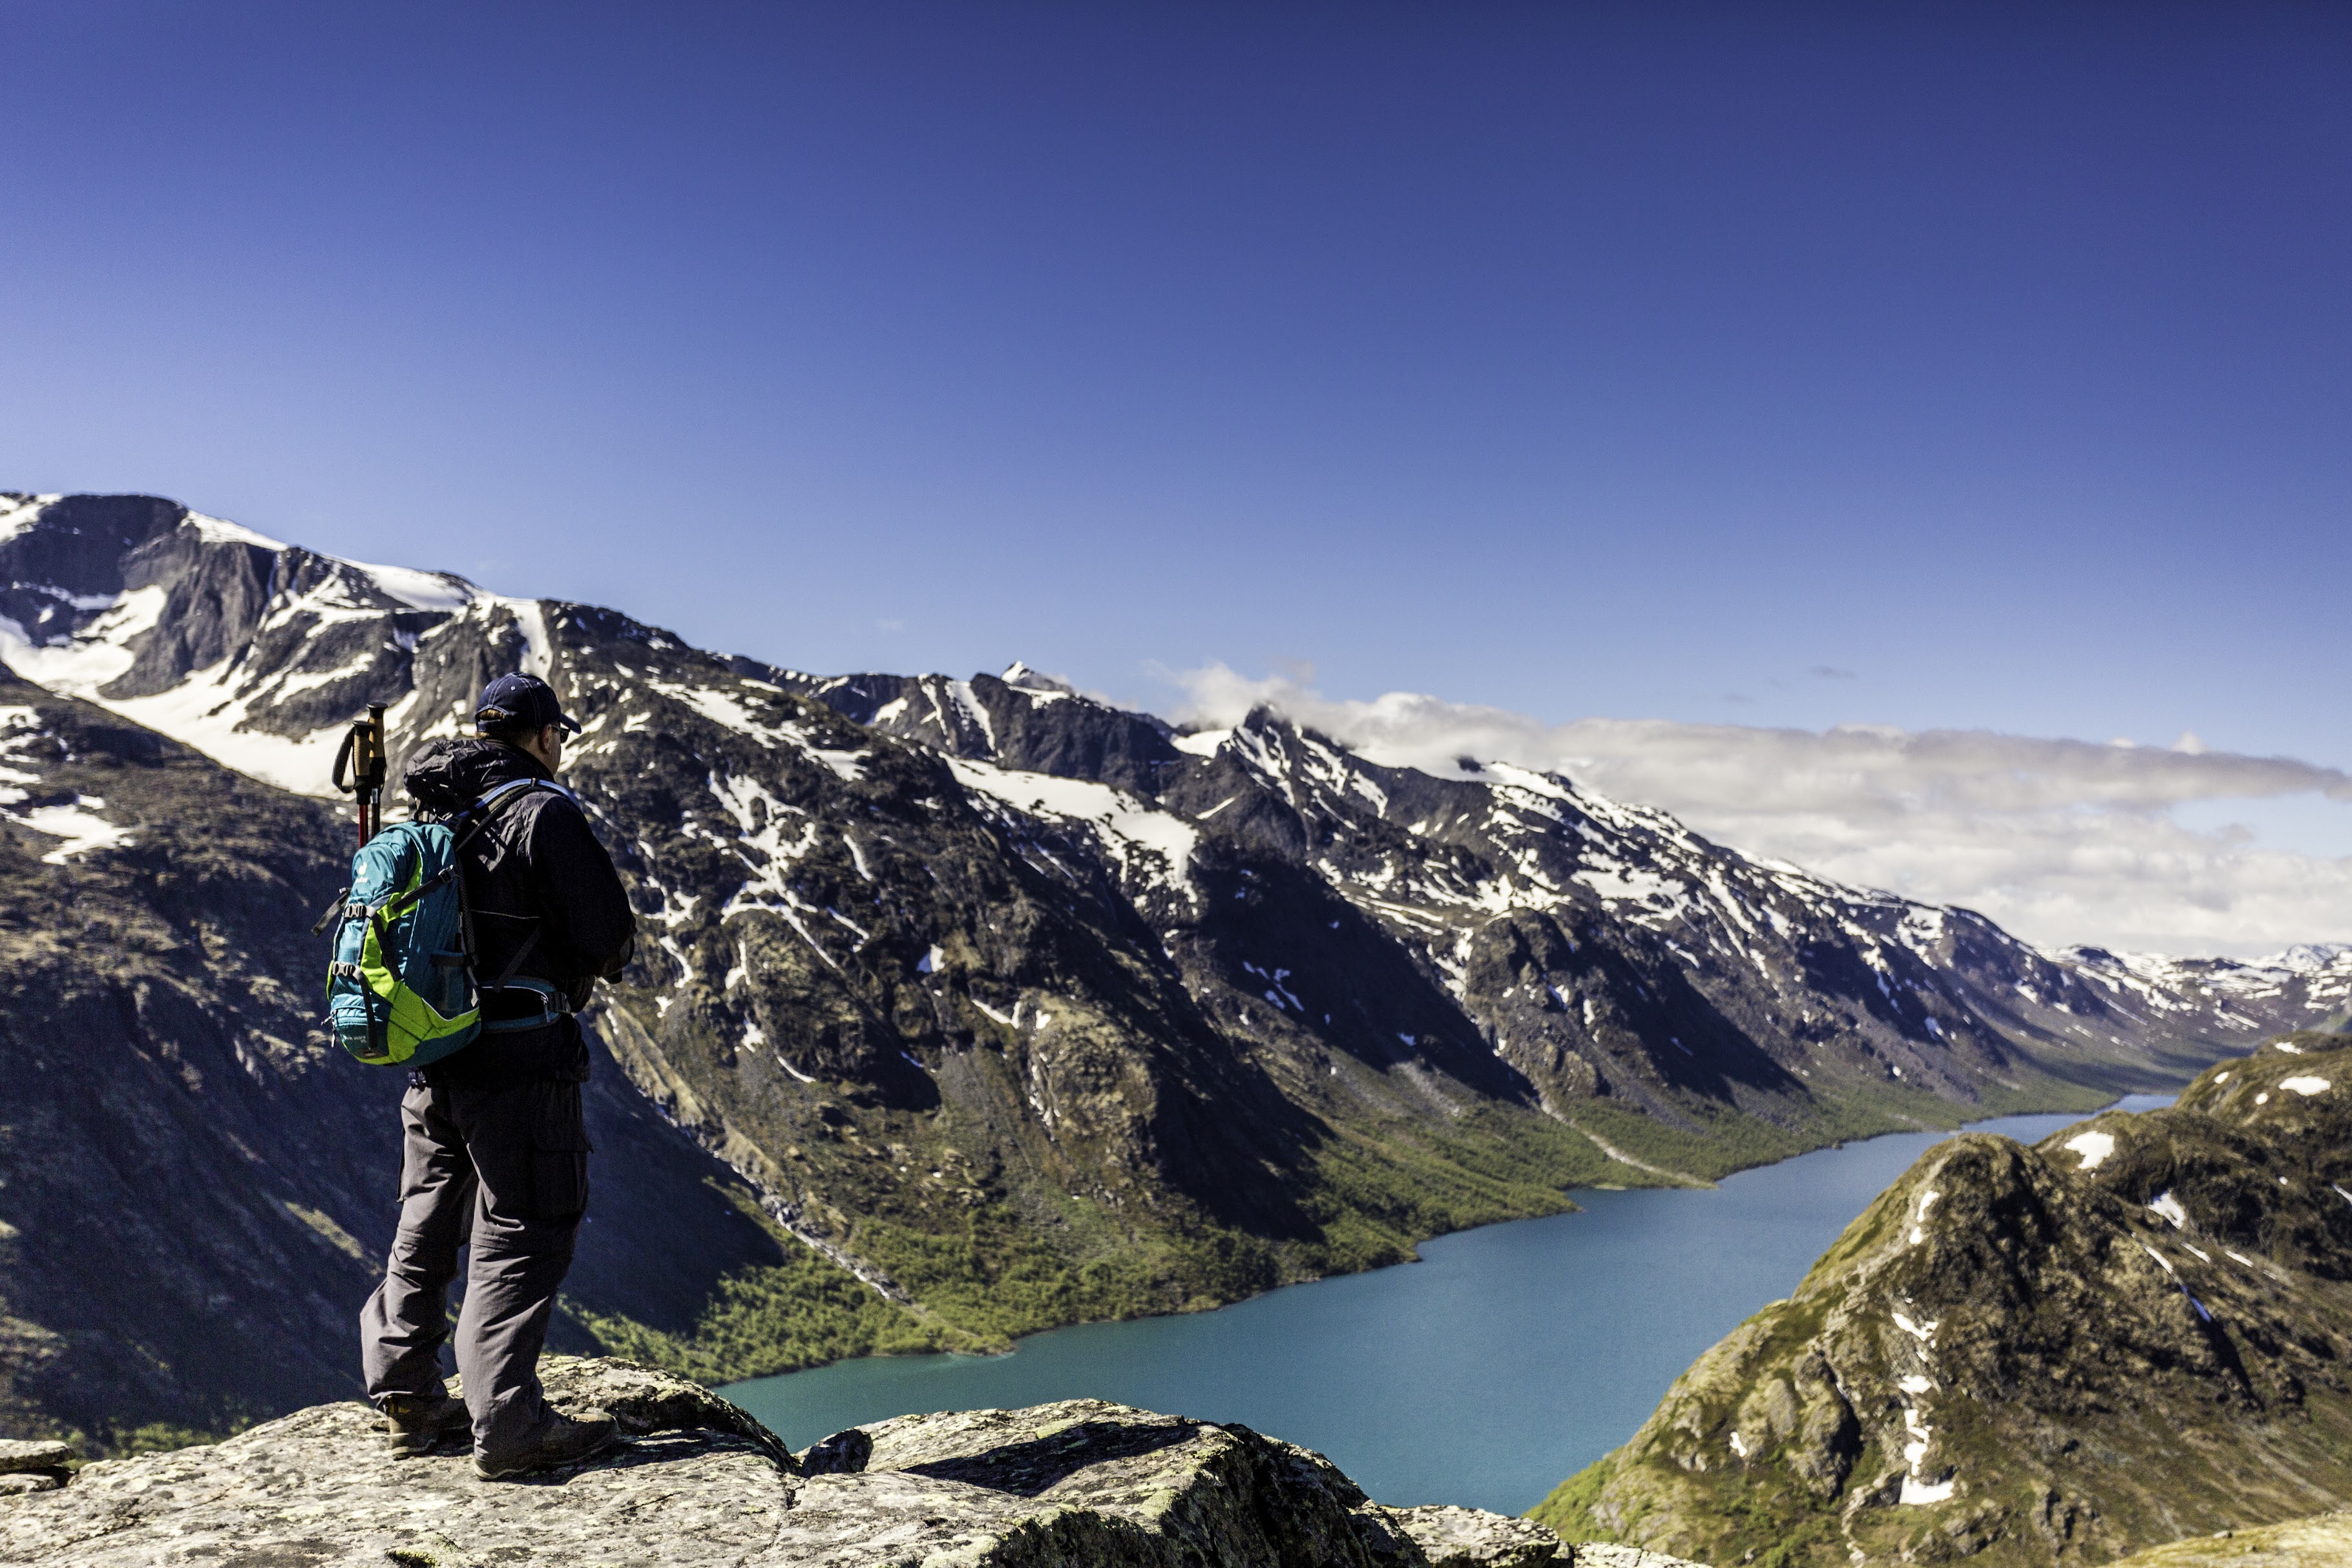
[725, 1095, 2173, 1516]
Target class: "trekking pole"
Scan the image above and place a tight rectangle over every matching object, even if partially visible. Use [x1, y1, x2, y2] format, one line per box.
[332, 705, 390, 847]
[359, 703, 387, 842]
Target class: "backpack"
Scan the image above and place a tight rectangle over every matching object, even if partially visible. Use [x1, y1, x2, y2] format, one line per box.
[319, 779, 554, 1067]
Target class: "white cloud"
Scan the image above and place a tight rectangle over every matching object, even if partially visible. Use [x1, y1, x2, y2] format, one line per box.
[1171, 664, 2352, 959]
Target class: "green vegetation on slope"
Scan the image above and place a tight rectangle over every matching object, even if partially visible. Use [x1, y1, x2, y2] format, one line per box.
[569, 1235, 953, 1386]
[567, 1021, 2178, 1390]
[569, 1096, 1666, 1385]
[1533, 1042, 2352, 1568]
[1566, 1067, 2121, 1184]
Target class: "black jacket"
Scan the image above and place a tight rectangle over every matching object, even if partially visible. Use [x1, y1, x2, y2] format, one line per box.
[402, 737, 636, 1087]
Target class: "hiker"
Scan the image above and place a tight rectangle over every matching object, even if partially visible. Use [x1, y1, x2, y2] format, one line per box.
[357, 673, 638, 1478]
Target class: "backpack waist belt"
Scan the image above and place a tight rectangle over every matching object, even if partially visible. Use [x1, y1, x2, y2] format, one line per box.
[478, 977, 573, 1033]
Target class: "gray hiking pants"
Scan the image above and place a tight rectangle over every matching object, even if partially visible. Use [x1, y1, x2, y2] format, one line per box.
[359, 1077, 590, 1457]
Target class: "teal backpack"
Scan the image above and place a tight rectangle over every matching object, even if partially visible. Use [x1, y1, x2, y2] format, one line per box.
[319, 779, 553, 1067]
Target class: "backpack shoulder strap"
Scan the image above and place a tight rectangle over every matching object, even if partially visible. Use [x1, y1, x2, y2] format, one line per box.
[476, 777, 547, 812]
[450, 779, 574, 943]
[448, 778, 553, 851]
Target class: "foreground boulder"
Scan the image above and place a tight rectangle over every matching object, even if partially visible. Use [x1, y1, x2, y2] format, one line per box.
[0, 1356, 1711, 1567]
[1534, 1039, 2352, 1567]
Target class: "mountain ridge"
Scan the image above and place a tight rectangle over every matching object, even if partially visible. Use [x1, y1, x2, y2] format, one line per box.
[4, 490, 2347, 1439]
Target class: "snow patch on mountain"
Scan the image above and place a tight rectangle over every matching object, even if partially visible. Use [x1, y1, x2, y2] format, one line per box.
[0, 703, 135, 862]
[641, 674, 868, 781]
[14, 799, 134, 864]
[1173, 729, 1230, 758]
[947, 755, 1200, 906]
[1001, 661, 1076, 700]
[185, 511, 291, 550]
[0, 585, 167, 694]
[103, 661, 353, 794]
[355, 559, 479, 614]
[947, 680, 994, 749]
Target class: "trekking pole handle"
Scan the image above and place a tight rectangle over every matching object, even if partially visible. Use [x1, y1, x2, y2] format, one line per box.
[361, 704, 388, 783]
[359, 703, 388, 841]
[335, 706, 391, 844]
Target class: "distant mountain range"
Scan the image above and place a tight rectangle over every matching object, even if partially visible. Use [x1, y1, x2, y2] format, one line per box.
[3, 491, 2347, 1440]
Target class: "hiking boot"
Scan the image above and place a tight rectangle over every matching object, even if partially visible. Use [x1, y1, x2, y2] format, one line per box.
[381, 1392, 470, 1458]
[472, 1409, 618, 1480]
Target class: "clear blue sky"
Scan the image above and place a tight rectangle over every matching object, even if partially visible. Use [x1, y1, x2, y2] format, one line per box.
[3, 3, 2346, 775]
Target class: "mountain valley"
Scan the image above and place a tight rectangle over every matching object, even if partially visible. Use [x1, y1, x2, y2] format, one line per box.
[3, 490, 2348, 1445]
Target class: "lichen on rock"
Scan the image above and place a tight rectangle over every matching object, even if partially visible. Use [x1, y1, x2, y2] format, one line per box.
[1385, 1503, 1579, 1567]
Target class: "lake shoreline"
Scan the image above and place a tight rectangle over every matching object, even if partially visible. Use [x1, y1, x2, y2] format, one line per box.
[723, 1088, 2188, 1513]
[733, 1070, 2193, 1372]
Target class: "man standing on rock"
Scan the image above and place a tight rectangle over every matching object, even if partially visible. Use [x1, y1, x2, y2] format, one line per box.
[359, 673, 638, 1479]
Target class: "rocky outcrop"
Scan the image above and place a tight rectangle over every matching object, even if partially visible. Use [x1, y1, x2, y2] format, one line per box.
[1392, 1506, 1597, 1568]
[0, 1441, 70, 1498]
[1535, 1038, 2352, 1567]
[0, 1356, 1709, 1567]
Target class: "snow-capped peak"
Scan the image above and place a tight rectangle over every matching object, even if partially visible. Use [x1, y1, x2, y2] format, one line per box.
[185, 511, 292, 551]
[2254, 943, 2351, 974]
[1000, 660, 1075, 694]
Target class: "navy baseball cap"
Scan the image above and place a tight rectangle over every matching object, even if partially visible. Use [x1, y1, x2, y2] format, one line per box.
[475, 673, 581, 735]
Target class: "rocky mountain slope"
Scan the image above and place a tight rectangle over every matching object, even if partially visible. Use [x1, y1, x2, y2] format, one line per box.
[4, 490, 2347, 1437]
[0, 1354, 1710, 1568]
[0, 663, 808, 1447]
[791, 669, 2352, 1175]
[1533, 1035, 2352, 1567]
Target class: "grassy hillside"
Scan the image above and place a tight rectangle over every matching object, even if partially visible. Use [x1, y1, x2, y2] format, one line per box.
[1535, 1036, 2352, 1568]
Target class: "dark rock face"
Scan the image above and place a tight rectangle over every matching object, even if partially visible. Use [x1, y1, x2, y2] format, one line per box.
[788, 666, 1185, 794]
[4, 492, 2347, 1442]
[0, 661, 390, 1441]
[1535, 1040, 2352, 1568]
[0, 1356, 1667, 1568]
